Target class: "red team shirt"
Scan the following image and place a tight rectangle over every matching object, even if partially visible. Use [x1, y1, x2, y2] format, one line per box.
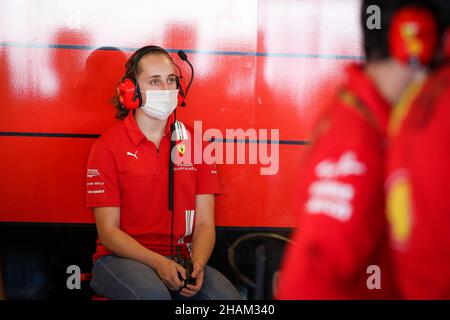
[386, 64, 450, 299]
[86, 112, 220, 263]
[277, 64, 398, 299]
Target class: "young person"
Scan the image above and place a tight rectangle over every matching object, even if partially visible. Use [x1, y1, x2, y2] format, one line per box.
[86, 46, 240, 300]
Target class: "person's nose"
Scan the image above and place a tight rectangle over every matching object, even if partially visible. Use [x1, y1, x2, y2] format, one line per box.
[160, 81, 169, 90]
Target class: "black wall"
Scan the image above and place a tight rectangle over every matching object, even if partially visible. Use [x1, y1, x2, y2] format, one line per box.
[0, 224, 292, 300]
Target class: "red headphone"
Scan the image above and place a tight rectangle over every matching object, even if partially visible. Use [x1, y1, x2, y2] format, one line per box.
[389, 6, 438, 67]
[117, 46, 186, 110]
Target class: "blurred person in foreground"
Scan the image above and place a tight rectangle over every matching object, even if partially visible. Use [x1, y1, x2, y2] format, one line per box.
[277, 0, 445, 299]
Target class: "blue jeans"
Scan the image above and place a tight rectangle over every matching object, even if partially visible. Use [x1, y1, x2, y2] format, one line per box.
[90, 255, 241, 300]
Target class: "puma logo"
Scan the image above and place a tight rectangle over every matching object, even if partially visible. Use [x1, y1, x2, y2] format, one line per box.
[127, 151, 138, 160]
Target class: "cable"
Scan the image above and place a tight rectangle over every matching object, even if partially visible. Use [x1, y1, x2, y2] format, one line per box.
[227, 232, 293, 288]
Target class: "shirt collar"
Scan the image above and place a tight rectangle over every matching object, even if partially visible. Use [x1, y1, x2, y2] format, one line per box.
[345, 63, 391, 133]
[123, 111, 175, 147]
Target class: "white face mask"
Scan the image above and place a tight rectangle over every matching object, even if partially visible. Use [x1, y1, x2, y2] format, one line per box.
[141, 89, 179, 120]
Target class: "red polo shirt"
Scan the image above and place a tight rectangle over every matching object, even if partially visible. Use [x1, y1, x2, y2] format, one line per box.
[386, 64, 450, 299]
[86, 112, 220, 263]
[277, 64, 398, 299]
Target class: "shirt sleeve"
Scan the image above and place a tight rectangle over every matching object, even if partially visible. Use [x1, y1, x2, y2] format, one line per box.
[86, 139, 121, 208]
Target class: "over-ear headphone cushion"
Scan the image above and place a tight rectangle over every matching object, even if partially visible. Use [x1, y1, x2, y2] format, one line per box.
[389, 6, 438, 66]
[118, 78, 141, 110]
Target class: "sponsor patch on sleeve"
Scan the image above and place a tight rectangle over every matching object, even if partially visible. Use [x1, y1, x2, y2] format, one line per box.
[305, 151, 366, 222]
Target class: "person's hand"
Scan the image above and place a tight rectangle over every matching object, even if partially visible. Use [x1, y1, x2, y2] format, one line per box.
[155, 256, 186, 291]
[179, 261, 204, 297]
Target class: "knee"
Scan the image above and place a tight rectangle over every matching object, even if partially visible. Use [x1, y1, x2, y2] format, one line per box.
[91, 275, 172, 300]
[91, 256, 172, 300]
[202, 266, 241, 300]
[216, 285, 241, 300]
[132, 283, 172, 300]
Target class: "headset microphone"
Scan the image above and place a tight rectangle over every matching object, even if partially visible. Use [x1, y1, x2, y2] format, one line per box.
[177, 50, 195, 106]
[177, 50, 188, 61]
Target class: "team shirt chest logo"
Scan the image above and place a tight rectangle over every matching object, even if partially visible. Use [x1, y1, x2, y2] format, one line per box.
[178, 144, 186, 156]
[127, 150, 139, 160]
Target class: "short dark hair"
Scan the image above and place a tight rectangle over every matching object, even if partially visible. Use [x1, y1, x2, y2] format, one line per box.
[360, 0, 440, 62]
[112, 45, 171, 120]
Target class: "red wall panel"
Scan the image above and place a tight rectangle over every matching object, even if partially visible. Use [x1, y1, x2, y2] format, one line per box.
[0, 0, 363, 226]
